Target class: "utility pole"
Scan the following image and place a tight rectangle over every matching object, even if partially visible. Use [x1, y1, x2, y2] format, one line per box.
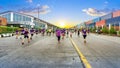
[38, 6, 40, 20]
[37, 4, 40, 29]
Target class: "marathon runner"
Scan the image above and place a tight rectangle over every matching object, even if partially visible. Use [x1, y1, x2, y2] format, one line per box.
[66, 30, 69, 38]
[56, 29, 61, 43]
[82, 28, 87, 43]
[30, 28, 34, 40]
[22, 29, 30, 45]
[77, 29, 80, 37]
[61, 29, 65, 39]
[15, 29, 19, 39]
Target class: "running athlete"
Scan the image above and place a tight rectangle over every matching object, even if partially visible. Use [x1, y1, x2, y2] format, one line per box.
[41, 29, 45, 36]
[22, 29, 30, 45]
[77, 29, 80, 37]
[87, 28, 90, 35]
[52, 30, 55, 36]
[35, 29, 39, 35]
[30, 28, 34, 40]
[20, 28, 25, 40]
[82, 28, 87, 43]
[70, 30, 73, 38]
[66, 30, 69, 38]
[56, 29, 61, 43]
[61, 29, 65, 39]
[15, 30, 19, 39]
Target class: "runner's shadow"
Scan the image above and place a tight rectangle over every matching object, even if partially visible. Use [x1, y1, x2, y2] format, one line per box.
[83, 41, 87, 46]
[21, 43, 30, 48]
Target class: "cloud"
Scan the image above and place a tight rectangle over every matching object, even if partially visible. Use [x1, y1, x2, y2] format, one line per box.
[18, 5, 50, 15]
[104, 1, 108, 4]
[27, 0, 33, 3]
[82, 8, 117, 16]
[104, 1, 109, 7]
[23, 9, 51, 15]
[42, 5, 49, 9]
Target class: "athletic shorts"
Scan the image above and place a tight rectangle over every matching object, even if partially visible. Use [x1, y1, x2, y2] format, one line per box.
[62, 33, 65, 36]
[83, 35, 87, 39]
[36, 33, 38, 34]
[57, 36, 61, 41]
[24, 35, 29, 38]
[21, 33, 24, 35]
[31, 34, 34, 36]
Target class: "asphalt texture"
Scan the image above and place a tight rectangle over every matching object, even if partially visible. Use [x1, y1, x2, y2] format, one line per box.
[0, 34, 83, 68]
[0, 33, 120, 68]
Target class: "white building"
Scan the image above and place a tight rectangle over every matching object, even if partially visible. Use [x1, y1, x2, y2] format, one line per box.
[0, 11, 47, 29]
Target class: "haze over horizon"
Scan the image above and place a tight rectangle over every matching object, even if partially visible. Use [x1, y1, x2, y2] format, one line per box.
[0, 0, 120, 28]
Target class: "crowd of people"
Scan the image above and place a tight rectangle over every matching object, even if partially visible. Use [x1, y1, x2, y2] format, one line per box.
[56, 28, 90, 43]
[15, 28, 90, 45]
[15, 28, 45, 45]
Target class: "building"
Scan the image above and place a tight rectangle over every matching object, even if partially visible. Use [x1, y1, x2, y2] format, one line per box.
[0, 17, 7, 26]
[76, 22, 86, 29]
[0, 11, 48, 29]
[83, 10, 120, 30]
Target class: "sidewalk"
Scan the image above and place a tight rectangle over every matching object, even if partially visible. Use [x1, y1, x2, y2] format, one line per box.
[91, 33, 120, 44]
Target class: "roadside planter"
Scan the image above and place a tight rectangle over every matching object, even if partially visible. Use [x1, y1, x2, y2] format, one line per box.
[0, 33, 13, 38]
[117, 31, 119, 36]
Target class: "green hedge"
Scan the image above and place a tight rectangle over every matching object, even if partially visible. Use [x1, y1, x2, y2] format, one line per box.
[102, 27, 109, 34]
[109, 27, 116, 34]
[101, 27, 117, 35]
[0, 26, 19, 34]
[90, 27, 96, 33]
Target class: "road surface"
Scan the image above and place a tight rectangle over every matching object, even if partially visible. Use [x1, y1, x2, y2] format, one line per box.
[0, 33, 120, 68]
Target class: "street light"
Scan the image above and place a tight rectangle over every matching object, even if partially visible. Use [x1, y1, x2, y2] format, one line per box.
[37, 4, 40, 20]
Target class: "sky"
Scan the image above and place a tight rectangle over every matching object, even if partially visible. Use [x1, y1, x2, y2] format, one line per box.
[0, 0, 120, 28]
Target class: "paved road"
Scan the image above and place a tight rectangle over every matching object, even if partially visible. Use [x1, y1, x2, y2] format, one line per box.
[72, 33, 120, 68]
[0, 34, 83, 68]
[0, 33, 120, 68]
[0, 34, 48, 58]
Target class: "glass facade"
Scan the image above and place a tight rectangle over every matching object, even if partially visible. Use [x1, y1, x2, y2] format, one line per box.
[1, 13, 11, 22]
[0, 11, 48, 29]
[13, 13, 31, 22]
[33, 20, 46, 29]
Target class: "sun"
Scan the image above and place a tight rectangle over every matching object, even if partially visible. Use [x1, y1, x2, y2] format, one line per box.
[60, 22, 65, 28]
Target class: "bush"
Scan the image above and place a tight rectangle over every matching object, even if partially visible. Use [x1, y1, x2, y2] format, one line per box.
[0, 26, 19, 34]
[109, 27, 116, 34]
[90, 27, 96, 33]
[102, 27, 109, 34]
